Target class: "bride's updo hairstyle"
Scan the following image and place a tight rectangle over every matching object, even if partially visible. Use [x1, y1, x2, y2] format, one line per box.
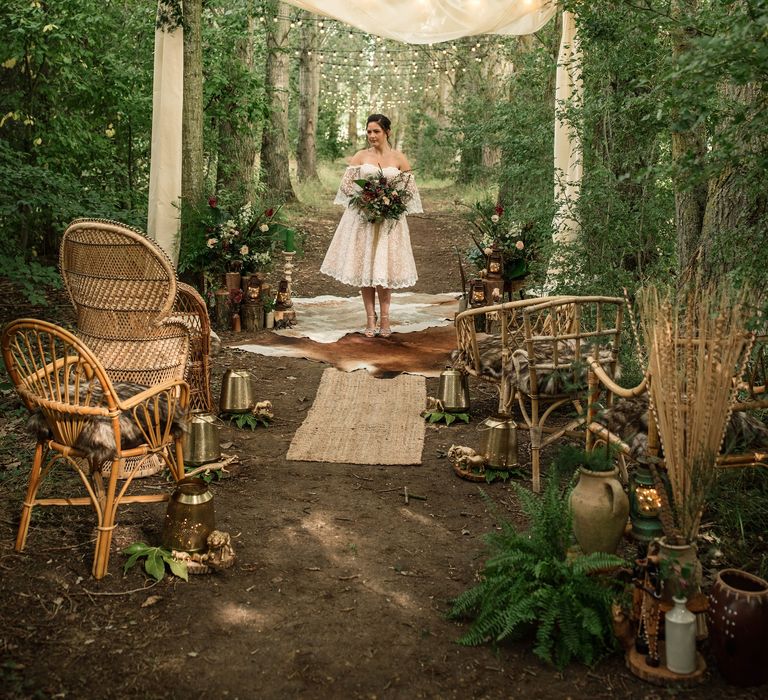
[366, 113, 392, 141]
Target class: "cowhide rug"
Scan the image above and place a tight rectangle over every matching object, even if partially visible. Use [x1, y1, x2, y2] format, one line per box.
[231, 293, 460, 377]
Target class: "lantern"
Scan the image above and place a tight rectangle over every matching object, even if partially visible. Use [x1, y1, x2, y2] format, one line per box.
[275, 279, 292, 309]
[469, 279, 487, 307]
[629, 459, 664, 543]
[486, 246, 504, 278]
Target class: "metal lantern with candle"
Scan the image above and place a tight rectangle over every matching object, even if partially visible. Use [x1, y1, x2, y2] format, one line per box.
[628, 457, 664, 544]
[469, 279, 487, 333]
[486, 245, 504, 279]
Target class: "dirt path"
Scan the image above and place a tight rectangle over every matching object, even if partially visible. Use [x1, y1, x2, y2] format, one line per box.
[0, 188, 759, 699]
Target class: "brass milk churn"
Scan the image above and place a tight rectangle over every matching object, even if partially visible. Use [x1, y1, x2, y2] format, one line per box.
[437, 366, 470, 413]
[219, 369, 255, 413]
[479, 414, 519, 469]
[161, 477, 216, 553]
[183, 413, 221, 466]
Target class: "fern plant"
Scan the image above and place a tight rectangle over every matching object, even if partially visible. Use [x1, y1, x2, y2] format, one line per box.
[449, 477, 625, 669]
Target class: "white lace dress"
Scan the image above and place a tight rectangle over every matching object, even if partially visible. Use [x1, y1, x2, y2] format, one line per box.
[320, 164, 422, 288]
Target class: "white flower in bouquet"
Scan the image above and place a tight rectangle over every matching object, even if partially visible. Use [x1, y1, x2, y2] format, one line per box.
[491, 214, 500, 223]
[240, 245, 249, 256]
[206, 238, 218, 248]
[260, 223, 270, 233]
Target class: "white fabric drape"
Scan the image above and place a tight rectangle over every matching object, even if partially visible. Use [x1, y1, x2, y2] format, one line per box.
[549, 10, 583, 281]
[147, 13, 183, 263]
[148, 1, 581, 266]
[284, 0, 557, 44]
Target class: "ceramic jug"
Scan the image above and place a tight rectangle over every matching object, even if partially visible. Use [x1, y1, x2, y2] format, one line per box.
[569, 466, 629, 554]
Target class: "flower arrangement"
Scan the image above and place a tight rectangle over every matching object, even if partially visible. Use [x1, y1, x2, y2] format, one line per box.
[464, 201, 532, 281]
[349, 168, 413, 225]
[179, 196, 299, 280]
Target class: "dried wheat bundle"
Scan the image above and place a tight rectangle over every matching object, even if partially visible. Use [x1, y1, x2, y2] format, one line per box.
[639, 283, 754, 543]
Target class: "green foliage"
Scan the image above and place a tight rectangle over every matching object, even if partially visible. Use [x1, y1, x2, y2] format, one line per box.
[122, 542, 188, 582]
[0, 255, 61, 305]
[553, 444, 617, 474]
[423, 410, 470, 426]
[223, 411, 271, 430]
[449, 478, 625, 669]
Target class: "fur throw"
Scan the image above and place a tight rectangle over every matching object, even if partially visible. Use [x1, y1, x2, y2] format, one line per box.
[595, 395, 768, 458]
[27, 381, 187, 465]
[453, 335, 619, 396]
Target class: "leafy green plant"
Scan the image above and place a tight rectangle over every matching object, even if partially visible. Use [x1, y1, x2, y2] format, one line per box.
[122, 542, 188, 582]
[449, 478, 625, 669]
[223, 411, 271, 430]
[423, 410, 470, 426]
[553, 444, 617, 474]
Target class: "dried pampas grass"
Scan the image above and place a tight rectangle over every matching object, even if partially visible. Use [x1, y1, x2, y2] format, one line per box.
[639, 282, 754, 544]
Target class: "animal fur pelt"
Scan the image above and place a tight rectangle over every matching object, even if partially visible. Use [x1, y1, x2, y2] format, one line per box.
[595, 395, 768, 458]
[27, 381, 187, 465]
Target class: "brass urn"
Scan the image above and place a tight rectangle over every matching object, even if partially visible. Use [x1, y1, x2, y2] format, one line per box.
[161, 477, 216, 553]
[219, 369, 255, 413]
[479, 414, 518, 469]
[437, 367, 470, 413]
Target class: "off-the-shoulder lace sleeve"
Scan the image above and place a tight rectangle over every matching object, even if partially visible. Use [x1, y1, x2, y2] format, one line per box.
[402, 172, 423, 215]
[334, 166, 361, 205]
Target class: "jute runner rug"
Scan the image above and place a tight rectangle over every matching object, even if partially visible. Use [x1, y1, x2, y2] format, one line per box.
[286, 368, 426, 465]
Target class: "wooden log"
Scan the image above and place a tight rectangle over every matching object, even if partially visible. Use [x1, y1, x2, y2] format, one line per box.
[213, 289, 230, 331]
[242, 300, 264, 332]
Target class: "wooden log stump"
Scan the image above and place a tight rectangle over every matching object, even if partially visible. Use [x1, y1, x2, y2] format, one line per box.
[242, 300, 264, 332]
[213, 289, 230, 331]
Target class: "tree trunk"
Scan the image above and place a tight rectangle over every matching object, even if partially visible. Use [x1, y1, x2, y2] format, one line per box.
[296, 15, 320, 183]
[671, 0, 707, 277]
[699, 81, 767, 281]
[182, 0, 204, 209]
[260, 1, 297, 203]
[217, 15, 258, 200]
[347, 89, 358, 145]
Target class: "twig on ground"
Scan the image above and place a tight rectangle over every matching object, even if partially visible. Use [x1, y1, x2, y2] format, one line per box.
[78, 579, 161, 597]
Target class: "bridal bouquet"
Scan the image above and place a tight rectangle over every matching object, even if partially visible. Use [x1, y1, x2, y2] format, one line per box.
[349, 168, 413, 224]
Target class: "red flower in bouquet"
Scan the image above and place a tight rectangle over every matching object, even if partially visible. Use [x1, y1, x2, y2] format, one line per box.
[350, 167, 413, 225]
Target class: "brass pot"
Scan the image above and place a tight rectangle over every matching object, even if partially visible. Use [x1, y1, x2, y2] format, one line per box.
[219, 369, 255, 413]
[479, 414, 518, 469]
[183, 412, 221, 466]
[437, 367, 470, 413]
[161, 477, 215, 553]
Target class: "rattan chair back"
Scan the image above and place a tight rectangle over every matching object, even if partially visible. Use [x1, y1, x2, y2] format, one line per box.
[60, 219, 210, 405]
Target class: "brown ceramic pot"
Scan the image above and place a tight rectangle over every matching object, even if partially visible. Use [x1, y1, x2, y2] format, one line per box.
[708, 568, 768, 687]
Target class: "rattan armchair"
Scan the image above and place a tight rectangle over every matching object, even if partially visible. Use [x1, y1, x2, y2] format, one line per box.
[586, 334, 768, 470]
[454, 296, 624, 491]
[60, 218, 214, 416]
[2, 319, 189, 579]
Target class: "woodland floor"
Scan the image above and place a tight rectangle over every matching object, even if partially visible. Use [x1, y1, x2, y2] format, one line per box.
[0, 184, 764, 699]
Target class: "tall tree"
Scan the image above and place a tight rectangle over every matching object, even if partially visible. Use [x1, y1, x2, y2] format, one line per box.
[260, 0, 297, 202]
[296, 13, 320, 183]
[216, 13, 259, 199]
[182, 0, 205, 209]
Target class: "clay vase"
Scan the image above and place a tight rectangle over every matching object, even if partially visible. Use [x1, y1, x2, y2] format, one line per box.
[569, 466, 629, 554]
[708, 568, 768, 686]
[657, 537, 701, 604]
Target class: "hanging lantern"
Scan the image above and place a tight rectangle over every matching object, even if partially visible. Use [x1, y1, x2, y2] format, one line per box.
[469, 279, 487, 307]
[629, 459, 664, 543]
[486, 246, 504, 279]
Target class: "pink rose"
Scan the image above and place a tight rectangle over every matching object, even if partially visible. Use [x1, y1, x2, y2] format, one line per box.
[208, 196, 218, 208]
[515, 240, 525, 250]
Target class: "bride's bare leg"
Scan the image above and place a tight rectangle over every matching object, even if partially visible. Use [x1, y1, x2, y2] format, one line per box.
[361, 287, 377, 337]
[377, 286, 392, 337]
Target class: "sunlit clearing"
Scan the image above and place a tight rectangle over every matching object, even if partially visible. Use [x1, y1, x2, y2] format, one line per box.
[215, 601, 271, 628]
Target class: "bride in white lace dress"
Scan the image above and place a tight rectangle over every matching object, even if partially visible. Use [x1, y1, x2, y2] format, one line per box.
[321, 114, 422, 337]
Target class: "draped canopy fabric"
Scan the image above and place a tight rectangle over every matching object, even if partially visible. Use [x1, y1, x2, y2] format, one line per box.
[148, 0, 579, 276]
[283, 0, 558, 44]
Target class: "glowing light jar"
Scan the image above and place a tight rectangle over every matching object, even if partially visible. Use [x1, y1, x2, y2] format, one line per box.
[486, 248, 504, 279]
[628, 462, 664, 543]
